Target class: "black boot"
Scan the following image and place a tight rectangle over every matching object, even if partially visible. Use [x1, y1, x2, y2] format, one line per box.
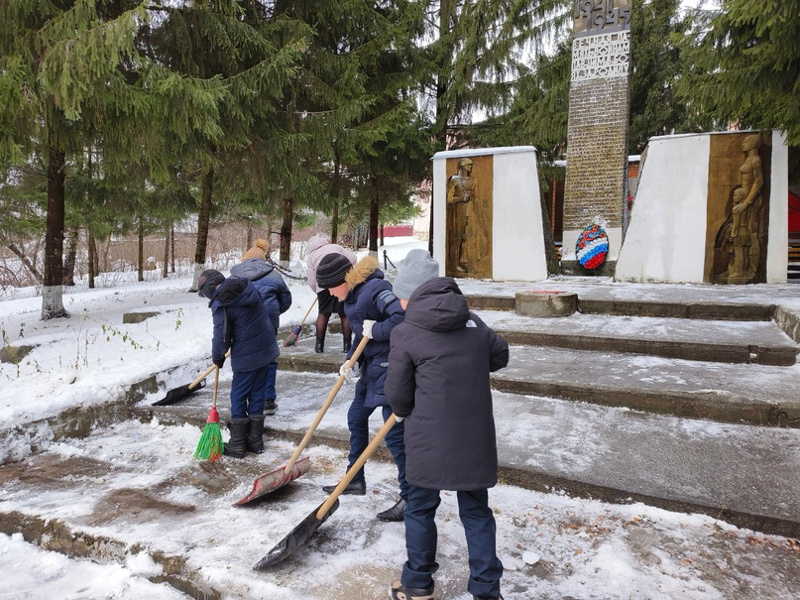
[315, 336, 324, 353]
[224, 418, 249, 459]
[343, 336, 351, 353]
[246, 414, 265, 454]
[390, 580, 435, 600]
[322, 478, 366, 495]
[377, 498, 406, 522]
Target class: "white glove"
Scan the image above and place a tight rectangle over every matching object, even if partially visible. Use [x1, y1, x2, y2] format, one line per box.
[362, 319, 376, 339]
[394, 415, 404, 423]
[339, 361, 357, 382]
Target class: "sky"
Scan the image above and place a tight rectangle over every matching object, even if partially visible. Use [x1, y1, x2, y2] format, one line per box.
[1, 237, 798, 600]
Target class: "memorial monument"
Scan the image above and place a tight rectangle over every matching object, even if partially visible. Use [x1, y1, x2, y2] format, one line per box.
[561, 0, 632, 276]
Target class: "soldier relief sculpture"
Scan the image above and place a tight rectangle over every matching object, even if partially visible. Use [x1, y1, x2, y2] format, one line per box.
[445, 156, 492, 278]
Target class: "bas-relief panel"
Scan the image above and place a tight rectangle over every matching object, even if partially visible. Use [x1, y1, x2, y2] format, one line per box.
[445, 156, 493, 279]
[705, 133, 772, 284]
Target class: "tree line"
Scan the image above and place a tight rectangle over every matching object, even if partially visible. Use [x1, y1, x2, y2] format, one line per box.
[1, 0, 797, 319]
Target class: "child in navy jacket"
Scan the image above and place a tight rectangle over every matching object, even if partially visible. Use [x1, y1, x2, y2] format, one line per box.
[198, 269, 279, 458]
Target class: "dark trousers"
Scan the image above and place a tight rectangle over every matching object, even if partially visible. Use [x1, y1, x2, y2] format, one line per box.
[402, 485, 502, 598]
[346, 382, 407, 500]
[264, 361, 278, 400]
[230, 367, 268, 419]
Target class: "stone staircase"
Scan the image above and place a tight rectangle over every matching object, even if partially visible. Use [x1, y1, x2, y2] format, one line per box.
[199, 285, 800, 539]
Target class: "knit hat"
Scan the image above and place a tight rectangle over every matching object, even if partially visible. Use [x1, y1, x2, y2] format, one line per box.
[198, 269, 225, 299]
[316, 253, 353, 289]
[242, 238, 269, 261]
[393, 249, 439, 300]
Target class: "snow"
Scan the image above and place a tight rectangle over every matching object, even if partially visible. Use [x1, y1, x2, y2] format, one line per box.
[1, 237, 798, 600]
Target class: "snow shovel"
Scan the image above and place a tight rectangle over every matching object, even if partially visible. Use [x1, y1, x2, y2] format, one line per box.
[283, 297, 317, 347]
[153, 349, 231, 406]
[253, 413, 398, 569]
[233, 336, 370, 506]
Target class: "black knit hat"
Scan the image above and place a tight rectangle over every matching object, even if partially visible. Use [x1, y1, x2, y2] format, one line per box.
[316, 253, 353, 289]
[198, 269, 225, 299]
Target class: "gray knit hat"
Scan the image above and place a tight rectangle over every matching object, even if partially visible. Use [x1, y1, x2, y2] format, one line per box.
[316, 253, 353, 288]
[393, 249, 439, 300]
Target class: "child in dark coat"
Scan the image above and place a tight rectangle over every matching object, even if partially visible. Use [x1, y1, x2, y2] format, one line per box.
[198, 269, 280, 458]
[384, 250, 509, 600]
[315, 253, 408, 521]
[230, 239, 292, 415]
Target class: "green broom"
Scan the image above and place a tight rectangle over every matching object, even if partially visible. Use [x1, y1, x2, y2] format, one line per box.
[194, 366, 224, 461]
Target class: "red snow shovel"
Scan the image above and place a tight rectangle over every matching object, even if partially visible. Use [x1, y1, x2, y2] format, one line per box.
[253, 413, 398, 569]
[283, 297, 317, 347]
[233, 336, 370, 506]
[153, 349, 231, 406]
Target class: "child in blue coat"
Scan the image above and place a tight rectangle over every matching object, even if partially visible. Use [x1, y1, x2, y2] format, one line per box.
[198, 269, 279, 458]
[230, 239, 292, 415]
[316, 253, 408, 521]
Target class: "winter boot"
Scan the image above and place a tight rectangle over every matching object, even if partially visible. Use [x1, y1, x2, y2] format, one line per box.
[315, 336, 324, 353]
[473, 595, 503, 600]
[377, 498, 406, 522]
[322, 478, 366, 495]
[343, 336, 351, 353]
[224, 418, 249, 459]
[389, 579, 435, 600]
[246, 414, 266, 454]
[264, 399, 277, 416]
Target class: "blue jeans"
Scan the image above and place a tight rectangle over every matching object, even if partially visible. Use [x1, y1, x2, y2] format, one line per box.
[402, 485, 502, 598]
[346, 381, 407, 500]
[230, 367, 269, 419]
[264, 361, 278, 400]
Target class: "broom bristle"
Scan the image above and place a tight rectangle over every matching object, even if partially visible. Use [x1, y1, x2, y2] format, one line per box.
[283, 331, 298, 347]
[194, 422, 223, 461]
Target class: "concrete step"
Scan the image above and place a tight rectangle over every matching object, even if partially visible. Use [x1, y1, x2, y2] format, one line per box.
[325, 304, 798, 366]
[466, 293, 777, 321]
[137, 370, 800, 539]
[276, 336, 800, 427]
[476, 310, 798, 366]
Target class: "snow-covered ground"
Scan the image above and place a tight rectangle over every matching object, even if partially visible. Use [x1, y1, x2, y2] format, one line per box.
[1, 237, 798, 600]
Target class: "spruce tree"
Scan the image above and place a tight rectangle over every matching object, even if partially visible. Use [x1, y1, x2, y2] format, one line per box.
[677, 0, 800, 175]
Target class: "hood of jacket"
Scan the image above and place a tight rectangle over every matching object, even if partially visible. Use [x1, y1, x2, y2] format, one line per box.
[345, 255, 382, 290]
[213, 278, 257, 308]
[307, 236, 330, 255]
[230, 258, 274, 281]
[402, 277, 469, 332]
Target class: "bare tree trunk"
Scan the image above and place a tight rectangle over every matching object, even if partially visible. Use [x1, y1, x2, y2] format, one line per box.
[369, 176, 379, 256]
[63, 224, 78, 286]
[170, 222, 176, 273]
[331, 150, 341, 243]
[42, 145, 68, 319]
[192, 166, 214, 291]
[88, 230, 96, 289]
[163, 221, 170, 278]
[137, 220, 144, 282]
[246, 219, 253, 250]
[280, 196, 293, 267]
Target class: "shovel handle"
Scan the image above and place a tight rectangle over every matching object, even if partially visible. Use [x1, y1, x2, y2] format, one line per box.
[188, 348, 232, 390]
[284, 335, 370, 472]
[316, 413, 398, 520]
